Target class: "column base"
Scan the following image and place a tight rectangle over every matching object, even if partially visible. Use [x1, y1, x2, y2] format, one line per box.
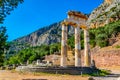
[75, 58, 81, 67]
[60, 57, 67, 67]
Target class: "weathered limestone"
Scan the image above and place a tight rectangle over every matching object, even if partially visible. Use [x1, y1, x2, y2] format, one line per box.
[61, 11, 91, 67]
[75, 26, 81, 67]
[36, 59, 40, 65]
[105, 0, 113, 4]
[84, 29, 91, 67]
[61, 24, 67, 67]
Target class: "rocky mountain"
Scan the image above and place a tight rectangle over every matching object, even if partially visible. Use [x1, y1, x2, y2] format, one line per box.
[87, 0, 120, 28]
[14, 22, 61, 46]
[12, 0, 120, 47]
[13, 21, 74, 47]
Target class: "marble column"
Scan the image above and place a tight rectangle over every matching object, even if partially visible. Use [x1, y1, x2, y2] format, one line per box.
[84, 29, 91, 67]
[61, 24, 67, 67]
[75, 26, 81, 67]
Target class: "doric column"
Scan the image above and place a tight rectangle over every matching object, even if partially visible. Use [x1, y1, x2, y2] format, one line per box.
[61, 24, 68, 67]
[84, 29, 91, 67]
[75, 26, 81, 67]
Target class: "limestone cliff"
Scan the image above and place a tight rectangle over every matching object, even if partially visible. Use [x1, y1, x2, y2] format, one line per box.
[87, 0, 120, 28]
[13, 21, 74, 47]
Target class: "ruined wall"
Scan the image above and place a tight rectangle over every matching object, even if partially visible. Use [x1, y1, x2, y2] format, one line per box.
[92, 50, 120, 67]
[44, 48, 120, 67]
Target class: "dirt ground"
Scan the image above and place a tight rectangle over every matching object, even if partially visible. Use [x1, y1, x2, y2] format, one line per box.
[1, 67, 120, 80]
[0, 70, 88, 80]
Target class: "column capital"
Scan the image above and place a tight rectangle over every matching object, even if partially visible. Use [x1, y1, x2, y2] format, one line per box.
[61, 21, 69, 26]
[61, 20, 78, 27]
[80, 25, 88, 30]
[70, 22, 78, 27]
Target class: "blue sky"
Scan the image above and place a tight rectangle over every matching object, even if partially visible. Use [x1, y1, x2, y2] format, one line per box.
[1, 0, 103, 41]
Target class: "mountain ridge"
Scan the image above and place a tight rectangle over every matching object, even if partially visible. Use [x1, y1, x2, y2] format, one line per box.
[88, 0, 120, 28]
[13, 22, 62, 46]
[12, 0, 120, 47]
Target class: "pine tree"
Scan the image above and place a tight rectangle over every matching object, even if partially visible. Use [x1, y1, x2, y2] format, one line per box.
[0, 0, 23, 23]
[0, 26, 8, 66]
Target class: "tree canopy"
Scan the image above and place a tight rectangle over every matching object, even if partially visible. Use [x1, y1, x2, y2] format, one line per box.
[0, 0, 23, 66]
[5, 43, 61, 65]
[0, 26, 8, 66]
[0, 0, 23, 23]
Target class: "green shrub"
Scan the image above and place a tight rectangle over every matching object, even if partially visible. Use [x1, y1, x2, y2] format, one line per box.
[115, 45, 120, 48]
[89, 69, 110, 76]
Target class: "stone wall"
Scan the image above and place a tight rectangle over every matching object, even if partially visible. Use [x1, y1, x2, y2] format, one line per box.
[44, 48, 120, 68]
[92, 50, 120, 67]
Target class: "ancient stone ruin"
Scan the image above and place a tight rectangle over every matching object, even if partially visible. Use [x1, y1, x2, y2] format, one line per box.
[61, 11, 91, 67]
[16, 11, 99, 75]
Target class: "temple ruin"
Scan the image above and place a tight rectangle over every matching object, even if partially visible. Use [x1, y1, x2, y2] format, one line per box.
[61, 11, 91, 67]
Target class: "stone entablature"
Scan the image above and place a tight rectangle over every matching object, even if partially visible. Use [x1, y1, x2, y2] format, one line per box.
[62, 11, 88, 29]
[68, 11, 88, 20]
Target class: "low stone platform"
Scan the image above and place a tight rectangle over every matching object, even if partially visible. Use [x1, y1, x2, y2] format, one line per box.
[16, 66, 99, 75]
